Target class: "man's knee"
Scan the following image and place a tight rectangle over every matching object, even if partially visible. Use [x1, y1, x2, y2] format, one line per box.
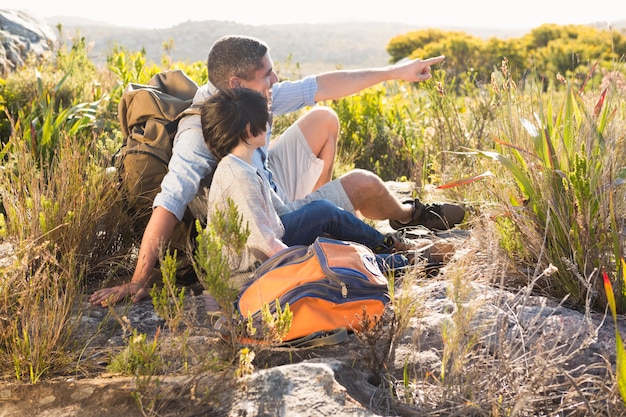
[338, 169, 388, 208]
[306, 105, 339, 126]
[340, 169, 385, 192]
[297, 106, 340, 142]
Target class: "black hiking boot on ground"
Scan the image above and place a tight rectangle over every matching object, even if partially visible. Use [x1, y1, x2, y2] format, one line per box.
[389, 198, 465, 231]
[372, 232, 416, 254]
[372, 232, 457, 268]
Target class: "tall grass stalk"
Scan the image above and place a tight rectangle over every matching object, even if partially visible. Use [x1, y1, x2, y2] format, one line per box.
[1, 245, 83, 383]
[603, 259, 626, 405]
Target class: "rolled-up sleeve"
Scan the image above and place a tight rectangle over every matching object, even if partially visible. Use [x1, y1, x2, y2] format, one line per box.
[270, 75, 318, 116]
[153, 124, 216, 221]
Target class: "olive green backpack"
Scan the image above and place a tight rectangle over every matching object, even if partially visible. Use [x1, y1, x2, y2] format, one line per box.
[116, 70, 199, 215]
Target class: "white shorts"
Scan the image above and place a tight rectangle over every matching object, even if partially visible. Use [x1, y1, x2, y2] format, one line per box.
[269, 124, 354, 213]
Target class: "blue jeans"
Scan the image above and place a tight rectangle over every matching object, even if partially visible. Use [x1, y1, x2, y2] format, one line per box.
[280, 200, 409, 271]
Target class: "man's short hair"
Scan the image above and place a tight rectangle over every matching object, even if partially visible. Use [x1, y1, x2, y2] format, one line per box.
[207, 35, 269, 90]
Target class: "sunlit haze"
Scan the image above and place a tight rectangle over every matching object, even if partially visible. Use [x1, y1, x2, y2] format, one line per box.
[4, 0, 621, 30]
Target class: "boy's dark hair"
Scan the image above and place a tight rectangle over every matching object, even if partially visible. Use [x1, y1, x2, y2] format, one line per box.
[200, 88, 269, 161]
[207, 35, 269, 90]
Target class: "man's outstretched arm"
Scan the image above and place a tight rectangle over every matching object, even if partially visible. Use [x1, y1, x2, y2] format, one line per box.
[314, 55, 445, 101]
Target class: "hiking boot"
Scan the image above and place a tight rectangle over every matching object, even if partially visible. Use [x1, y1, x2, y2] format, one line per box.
[389, 198, 465, 231]
[372, 232, 415, 254]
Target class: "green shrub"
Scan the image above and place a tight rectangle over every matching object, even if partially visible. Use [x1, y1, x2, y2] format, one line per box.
[471, 59, 626, 312]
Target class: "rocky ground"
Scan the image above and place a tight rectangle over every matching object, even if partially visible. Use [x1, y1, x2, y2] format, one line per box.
[4, 271, 625, 416]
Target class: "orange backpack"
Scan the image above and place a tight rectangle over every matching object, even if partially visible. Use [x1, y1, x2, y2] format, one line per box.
[236, 237, 390, 344]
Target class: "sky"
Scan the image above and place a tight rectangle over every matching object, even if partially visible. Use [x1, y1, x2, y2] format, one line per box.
[4, 0, 622, 30]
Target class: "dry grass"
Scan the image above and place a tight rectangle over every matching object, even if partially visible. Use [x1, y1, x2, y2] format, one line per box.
[0, 130, 135, 382]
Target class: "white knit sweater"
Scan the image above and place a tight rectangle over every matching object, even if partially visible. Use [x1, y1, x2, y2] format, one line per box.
[207, 154, 294, 286]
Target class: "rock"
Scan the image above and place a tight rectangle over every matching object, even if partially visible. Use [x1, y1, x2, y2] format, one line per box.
[0, 9, 56, 75]
[228, 360, 377, 416]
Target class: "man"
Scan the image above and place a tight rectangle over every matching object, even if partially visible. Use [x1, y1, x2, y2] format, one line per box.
[90, 35, 464, 307]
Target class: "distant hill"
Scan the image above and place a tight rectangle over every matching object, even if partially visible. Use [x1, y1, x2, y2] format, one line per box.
[46, 19, 525, 74]
[46, 18, 626, 75]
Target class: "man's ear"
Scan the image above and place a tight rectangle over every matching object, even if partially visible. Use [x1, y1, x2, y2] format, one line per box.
[228, 77, 242, 88]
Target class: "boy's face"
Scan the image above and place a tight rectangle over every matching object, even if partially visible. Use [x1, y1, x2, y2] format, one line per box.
[236, 53, 278, 101]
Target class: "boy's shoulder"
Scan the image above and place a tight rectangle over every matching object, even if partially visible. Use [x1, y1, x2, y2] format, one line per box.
[216, 154, 255, 174]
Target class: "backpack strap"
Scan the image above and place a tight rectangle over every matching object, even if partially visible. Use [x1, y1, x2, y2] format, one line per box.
[275, 327, 348, 349]
[213, 314, 348, 349]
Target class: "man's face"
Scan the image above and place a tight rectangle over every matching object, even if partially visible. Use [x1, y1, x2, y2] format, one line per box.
[238, 53, 279, 100]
